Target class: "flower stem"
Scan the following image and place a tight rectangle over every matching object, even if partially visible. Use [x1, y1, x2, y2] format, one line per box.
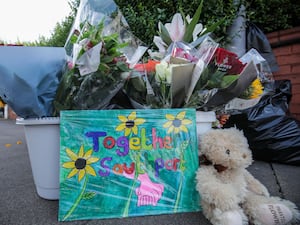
[63, 176, 88, 221]
[174, 139, 188, 212]
[123, 153, 140, 217]
[174, 172, 183, 213]
[123, 178, 137, 217]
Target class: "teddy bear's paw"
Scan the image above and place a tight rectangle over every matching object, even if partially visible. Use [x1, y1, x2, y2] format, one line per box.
[211, 209, 248, 225]
[256, 204, 293, 225]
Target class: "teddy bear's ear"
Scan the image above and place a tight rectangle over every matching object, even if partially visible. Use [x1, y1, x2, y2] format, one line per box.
[229, 127, 245, 138]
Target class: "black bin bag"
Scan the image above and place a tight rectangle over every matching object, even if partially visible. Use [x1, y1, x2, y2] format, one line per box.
[246, 21, 279, 73]
[225, 80, 300, 165]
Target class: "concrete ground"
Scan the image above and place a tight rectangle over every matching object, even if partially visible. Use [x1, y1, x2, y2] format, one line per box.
[0, 119, 299, 225]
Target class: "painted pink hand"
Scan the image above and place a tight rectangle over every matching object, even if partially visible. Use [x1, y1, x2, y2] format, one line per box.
[135, 173, 164, 207]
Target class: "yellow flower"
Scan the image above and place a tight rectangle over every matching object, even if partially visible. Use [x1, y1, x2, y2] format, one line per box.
[62, 145, 99, 182]
[115, 111, 145, 136]
[163, 111, 192, 134]
[250, 79, 263, 99]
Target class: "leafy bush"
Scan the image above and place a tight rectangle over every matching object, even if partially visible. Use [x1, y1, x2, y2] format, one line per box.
[246, 0, 300, 33]
[116, 0, 300, 46]
[115, 0, 239, 46]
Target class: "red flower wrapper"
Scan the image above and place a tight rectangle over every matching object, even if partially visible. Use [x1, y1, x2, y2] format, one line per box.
[214, 47, 246, 75]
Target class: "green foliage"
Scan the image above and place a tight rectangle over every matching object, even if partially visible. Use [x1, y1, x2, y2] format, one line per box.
[114, 0, 172, 46]
[246, 0, 300, 33]
[182, 1, 204, 43]
[115, 0, 239, 46]
[116, 0, 299, 46]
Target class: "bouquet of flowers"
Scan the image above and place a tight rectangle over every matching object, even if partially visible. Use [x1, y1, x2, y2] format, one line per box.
[123, 5, 270, 113]
[53, 0, 146, 115]
[54, 0, 273, 117]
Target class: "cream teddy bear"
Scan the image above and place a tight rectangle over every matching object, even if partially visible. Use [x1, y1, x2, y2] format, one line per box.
[196, 128, 300, 225]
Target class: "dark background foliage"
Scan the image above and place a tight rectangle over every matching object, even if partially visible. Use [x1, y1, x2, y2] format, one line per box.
[115, 0, 300, 47]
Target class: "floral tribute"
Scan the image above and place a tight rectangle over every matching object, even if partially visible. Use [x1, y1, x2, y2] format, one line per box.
[53, 0, 271, 116]
[53, 20, 132, 114]
[59, 109, 199, 221]
[56, 0, 274, 221]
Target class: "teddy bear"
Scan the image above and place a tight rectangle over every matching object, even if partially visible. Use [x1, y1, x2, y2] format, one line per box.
[195, 127, 300, 225]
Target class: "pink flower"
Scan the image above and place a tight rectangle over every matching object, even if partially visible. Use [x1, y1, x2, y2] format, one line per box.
[67, 61, 74, 69]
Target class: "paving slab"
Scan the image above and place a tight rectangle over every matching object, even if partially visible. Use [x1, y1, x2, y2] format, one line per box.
[272, 163, 300, 208]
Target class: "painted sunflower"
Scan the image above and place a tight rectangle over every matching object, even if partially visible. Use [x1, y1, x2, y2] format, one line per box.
[115, 111, 145, 136]
[163, 111, 192, 134]
[62, 145, 99, 182]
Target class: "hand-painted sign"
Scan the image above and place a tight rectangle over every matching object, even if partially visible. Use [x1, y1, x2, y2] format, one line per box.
[59, 109, 200, 221]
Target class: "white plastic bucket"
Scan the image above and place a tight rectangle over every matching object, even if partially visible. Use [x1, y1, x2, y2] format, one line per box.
[195, 111, 216, 135]
[16, 117, 60, 200]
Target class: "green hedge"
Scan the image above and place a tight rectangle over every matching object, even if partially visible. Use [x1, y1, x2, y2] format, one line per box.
[115, 0, 300, 46]
[246, 0, 300, 33]
[115, 0, 240, 46]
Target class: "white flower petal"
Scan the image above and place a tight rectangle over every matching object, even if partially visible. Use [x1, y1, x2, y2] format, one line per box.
[193, 23, 203, 41]
[201, 27, 207, 35]
[147, 49, 165, 60]
[169, 13, 185, 42]
[186, 15, 192, 24]
[153, 36, 167, 53]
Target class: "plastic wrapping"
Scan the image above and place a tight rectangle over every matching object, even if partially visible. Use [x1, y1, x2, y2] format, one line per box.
[239, 48, 274, 91]
[0, 46, 66, 118]
[64, 0, 145, 62]
[58, 109, 200, 221]
[53, 0, 146, 115]
[225, 80, 300, 165]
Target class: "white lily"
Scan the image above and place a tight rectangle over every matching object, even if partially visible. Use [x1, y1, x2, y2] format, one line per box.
[153, 13, 186, 55]
[165, 13, 185, 42]
[153, 36, 168, 53]
[152, 0, 223, 55]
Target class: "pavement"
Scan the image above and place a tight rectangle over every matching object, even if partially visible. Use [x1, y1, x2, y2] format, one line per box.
[0, 118, 299, 225]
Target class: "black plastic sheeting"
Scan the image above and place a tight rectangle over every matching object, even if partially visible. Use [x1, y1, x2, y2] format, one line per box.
[225, 80, 300, 166]
[246, 21, 279, 73]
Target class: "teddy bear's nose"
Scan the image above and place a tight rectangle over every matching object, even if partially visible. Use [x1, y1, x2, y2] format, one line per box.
[243, 153, 247, 158]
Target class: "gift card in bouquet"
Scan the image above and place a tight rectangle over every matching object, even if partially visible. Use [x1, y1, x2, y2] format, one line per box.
[59, 109, 200, 221]
[169, 57, 195, 107]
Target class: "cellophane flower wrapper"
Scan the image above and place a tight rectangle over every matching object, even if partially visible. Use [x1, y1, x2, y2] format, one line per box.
[185, 42, 265, 111]
[122, 3, 268, 113]
[124, 41, 200, 109]
[125, 36, 254, 111]
[239, 48, 275, 91]
[224, 49, 275, 112]
[53, 0, 147, 115]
